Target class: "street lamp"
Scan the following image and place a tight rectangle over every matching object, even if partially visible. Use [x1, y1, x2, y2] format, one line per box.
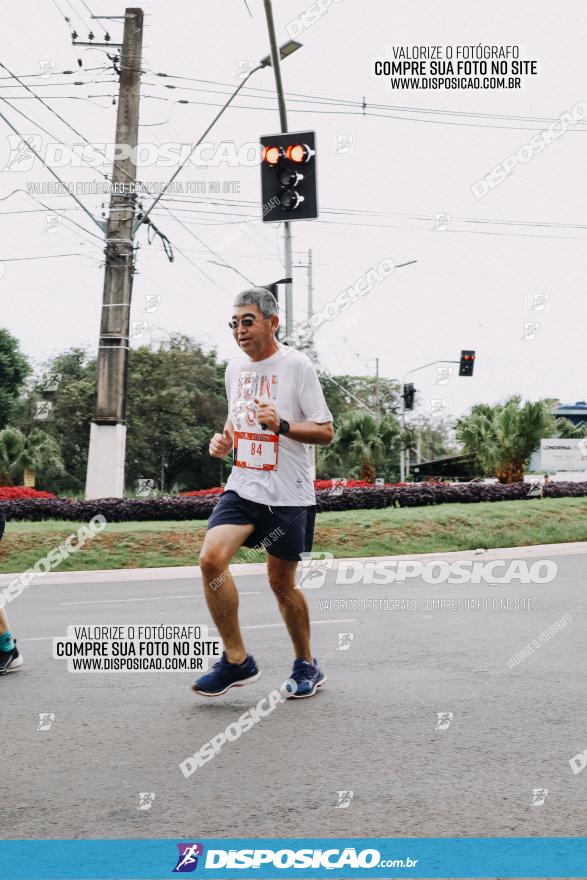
[259, 39, 302, 67]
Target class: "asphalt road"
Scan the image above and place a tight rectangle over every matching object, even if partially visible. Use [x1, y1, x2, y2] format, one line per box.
[3, 546, 586, 842]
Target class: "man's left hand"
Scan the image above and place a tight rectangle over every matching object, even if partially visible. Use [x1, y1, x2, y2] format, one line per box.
[254, 398, 280, 433]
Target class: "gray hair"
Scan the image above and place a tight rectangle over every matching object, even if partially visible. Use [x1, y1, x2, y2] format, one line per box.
[234, 286, 279, 318]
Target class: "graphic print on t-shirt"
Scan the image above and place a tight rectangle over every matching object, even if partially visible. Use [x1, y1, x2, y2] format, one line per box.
[224, 345, 333, 506]
[232, 370, 280, 471]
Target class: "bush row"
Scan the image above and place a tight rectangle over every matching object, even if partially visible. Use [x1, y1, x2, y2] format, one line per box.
[0, 481, 585, 522]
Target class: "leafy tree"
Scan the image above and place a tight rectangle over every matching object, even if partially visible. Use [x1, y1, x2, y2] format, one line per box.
[319, 411, 401, 482]
[318, 373, 400, 423]
[12, 337, 227, 493]
[0, 329, 30, 430]
[0, 426, 25, 485]
[455, 396, 585, 483]
[15, 348, 96, 493]
[13, 429, 64, 488]
[125, 334, 227, 492]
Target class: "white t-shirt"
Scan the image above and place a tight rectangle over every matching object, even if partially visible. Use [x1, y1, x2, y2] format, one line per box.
[223, 344, 333, 506]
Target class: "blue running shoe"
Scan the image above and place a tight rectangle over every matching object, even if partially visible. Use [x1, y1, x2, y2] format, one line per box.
[192, 651, 261, 697]
[281, 657, 326, 699]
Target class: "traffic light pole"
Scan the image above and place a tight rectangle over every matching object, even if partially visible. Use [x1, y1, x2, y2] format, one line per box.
[85, 7, 143, 499]
[399, 359, 460, 482]
[262, 0, 294, 340]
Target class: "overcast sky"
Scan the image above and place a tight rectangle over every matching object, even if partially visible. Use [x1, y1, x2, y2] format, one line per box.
[1, 0, 586, 420]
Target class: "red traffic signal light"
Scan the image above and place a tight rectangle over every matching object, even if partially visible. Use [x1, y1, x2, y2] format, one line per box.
[286, 143, 312, 163]
[260, 131, 318, 222]
[261, 145, 282, 166]
[459, 350, 476, 377]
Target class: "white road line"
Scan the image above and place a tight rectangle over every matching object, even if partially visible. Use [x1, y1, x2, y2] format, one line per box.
[59, 591, 260, 606]
[20, 618, 356, 642]
[237, 618, 356, 631]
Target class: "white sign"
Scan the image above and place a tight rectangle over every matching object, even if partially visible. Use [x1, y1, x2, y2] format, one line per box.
[541, 438, 587, 471]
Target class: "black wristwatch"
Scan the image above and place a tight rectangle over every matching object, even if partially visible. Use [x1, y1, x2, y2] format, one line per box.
[277, 418, 290, 435]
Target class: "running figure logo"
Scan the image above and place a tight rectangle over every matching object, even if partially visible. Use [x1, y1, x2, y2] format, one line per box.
[530, 788, 548, 806]
[337, 633, 354, 651]
[173, 843, 204, 872]
[137, 792, 155, 811]
[297, 552, 334, 590]
[435, 712, 454, 730]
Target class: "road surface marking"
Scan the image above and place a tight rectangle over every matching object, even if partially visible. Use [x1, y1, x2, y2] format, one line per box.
[60, 591, 260, 606]
[20, 618, 356, 642]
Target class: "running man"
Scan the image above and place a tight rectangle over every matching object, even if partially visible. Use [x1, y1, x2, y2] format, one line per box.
[192, 287, 334, 699]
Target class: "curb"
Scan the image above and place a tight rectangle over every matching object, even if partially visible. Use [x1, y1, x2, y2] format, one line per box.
[1, 541, 586, 586]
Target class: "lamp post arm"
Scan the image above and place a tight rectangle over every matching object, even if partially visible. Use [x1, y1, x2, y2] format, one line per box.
[135, 63, 265, 233]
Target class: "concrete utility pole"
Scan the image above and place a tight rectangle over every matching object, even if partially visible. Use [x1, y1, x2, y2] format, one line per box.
[85, 7, 143, 499]
[262, 0, 294, 340]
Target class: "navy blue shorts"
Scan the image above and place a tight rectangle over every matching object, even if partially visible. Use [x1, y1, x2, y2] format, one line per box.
[207, 490, 316, 562]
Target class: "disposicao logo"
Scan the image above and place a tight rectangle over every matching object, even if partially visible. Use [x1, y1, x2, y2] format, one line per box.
[173, 843, 204, 872]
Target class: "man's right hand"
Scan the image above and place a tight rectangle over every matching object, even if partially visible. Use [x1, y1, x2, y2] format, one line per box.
[209, 428, 233, 458]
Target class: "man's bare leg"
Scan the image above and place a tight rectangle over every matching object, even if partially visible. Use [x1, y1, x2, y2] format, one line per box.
[199, 523, 255, 664]
[267, 554, 312, 662]
[0, 608, 11, 634]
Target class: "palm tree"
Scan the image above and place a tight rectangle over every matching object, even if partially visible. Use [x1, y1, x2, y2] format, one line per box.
[13, 429, 64, 488]
[456, 396, 585, 484]
[320, 411, 400, 482]
[0, 426, 25, 486]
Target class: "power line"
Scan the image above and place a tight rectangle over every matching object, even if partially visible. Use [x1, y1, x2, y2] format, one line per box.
[138, 90, 580, 132]
[171, 239, 232, 293]
[159, 204, 253, 284]
[62, 0, 93, 34]
[0, 66, 109, 80]
[0, 94, 117, 102]
[155, 197, 587, 235]
[0, 78, 117, 89]
[0, 189, 104, 242]
[0, 96, 109, 180]
[136, 71, 587, 131]
[0, 60, 110, 145]
[136, 61, 265, 231]
[48, 0, 77, 38]
[0, 107, 103, 231]
[77, 0, 111, 38]
[0, 252, 99, 262]
[0, 62, 138, 185]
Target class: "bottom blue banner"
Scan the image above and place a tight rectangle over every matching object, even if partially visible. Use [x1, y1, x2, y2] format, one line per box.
[2, 837, 587, 879]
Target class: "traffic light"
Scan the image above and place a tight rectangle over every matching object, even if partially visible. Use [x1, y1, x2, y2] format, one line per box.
[459, 350, 476, 377]
[402, 382, 415, 410]
[260, 279, 291, 342]
[260, 131, 318, 222]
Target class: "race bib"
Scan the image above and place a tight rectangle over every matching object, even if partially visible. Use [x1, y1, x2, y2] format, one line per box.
[234, 430, 279, 471]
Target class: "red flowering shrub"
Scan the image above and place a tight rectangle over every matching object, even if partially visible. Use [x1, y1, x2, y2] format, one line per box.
[0, 486, 56, 500]
[179, 487, 224, 497]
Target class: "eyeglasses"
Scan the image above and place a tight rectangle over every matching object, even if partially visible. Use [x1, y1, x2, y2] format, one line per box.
[228, 316, 272, 330]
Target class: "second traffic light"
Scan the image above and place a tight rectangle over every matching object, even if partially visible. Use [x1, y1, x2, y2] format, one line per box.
[459, 350, 476, 377]
[402, 383, 415, 410]
[260, 131, 318, 222]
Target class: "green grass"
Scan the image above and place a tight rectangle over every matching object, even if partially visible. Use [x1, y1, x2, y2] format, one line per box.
[1, 497, 586, 573]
